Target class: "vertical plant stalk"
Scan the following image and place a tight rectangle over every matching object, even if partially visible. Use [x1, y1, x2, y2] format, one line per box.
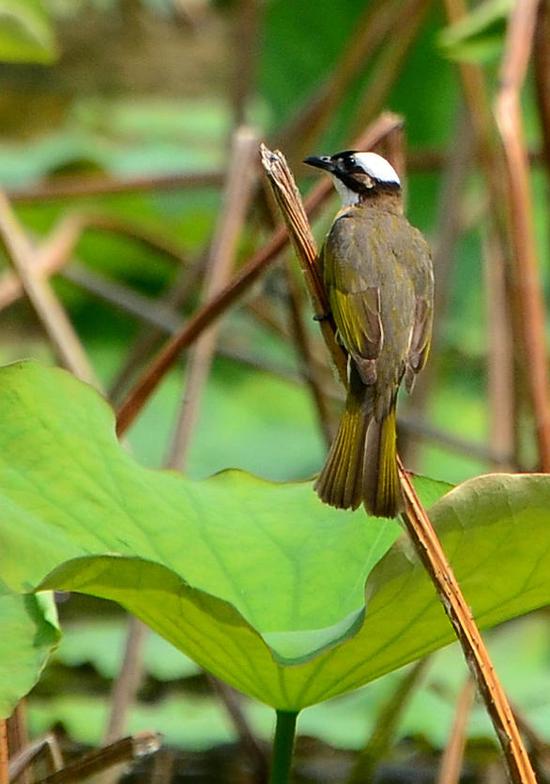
[400, 110, 474, 465]
[397, 469, 535, 784]
[512, 704, 550, 780]
[0, 192, 99, 388]
[534, 0, 550, 182]
[346, 658, 429, 784]
[207, 675, 268, 783]
[108, 254, 207, 403]
[161, 128, 268, 779]
[380, 121, 408, 204]
[483, 228, 516, 469]
[494, 0, 550, 470]
[0, 720, 8, 784]
[436, 678, 475, 784]
[166, 126, 259, 469]
[6, 703, 30, 784]
[260, 145, 536, 784]
[269, 711, 298, 784]
[104, 616, 148, 745]
[115, 113, 403, 437]
[443, 0, 521, 468]
[231, 0, 261, 126]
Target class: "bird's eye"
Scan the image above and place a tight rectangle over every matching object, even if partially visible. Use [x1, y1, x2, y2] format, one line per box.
[348, 156, 356, 166]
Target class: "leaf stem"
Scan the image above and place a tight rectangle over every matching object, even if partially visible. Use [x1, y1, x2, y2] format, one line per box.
[269, 710, 298, 784]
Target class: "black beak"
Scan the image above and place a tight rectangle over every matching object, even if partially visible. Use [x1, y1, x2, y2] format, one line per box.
[303, 155, 334, 172]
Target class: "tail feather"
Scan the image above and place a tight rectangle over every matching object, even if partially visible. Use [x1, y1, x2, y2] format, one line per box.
[363, 403, 403, 518]
[314, 392, 368, 510]
[315, 390, 403, 518]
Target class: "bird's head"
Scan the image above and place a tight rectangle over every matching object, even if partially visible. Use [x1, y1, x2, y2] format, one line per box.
[303, 150, 401, 207]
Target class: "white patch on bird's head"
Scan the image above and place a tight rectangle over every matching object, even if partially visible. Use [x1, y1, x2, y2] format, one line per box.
[352, 152, 400, 186]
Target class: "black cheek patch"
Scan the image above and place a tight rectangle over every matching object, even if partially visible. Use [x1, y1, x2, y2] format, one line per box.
[338, 172, 371, 194]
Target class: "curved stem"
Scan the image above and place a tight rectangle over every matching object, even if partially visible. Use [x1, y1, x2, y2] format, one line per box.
[269, 710, 298, 784]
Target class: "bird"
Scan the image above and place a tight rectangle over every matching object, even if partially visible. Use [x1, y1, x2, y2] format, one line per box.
[303, 150, 434, 518]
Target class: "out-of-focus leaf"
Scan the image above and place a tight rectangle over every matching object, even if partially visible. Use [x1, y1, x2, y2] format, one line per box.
[438, 0, 511, 63]
[57, 619, 200, 681]
[31, 617, 550, 751]
[0, 98, 227, 186]
[0, 0, 57, 63]
[29, 692, 274, 750]
[0, 591, 59, 718]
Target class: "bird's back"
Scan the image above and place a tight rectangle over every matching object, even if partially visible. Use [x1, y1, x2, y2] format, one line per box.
[324, 202, 432, 415]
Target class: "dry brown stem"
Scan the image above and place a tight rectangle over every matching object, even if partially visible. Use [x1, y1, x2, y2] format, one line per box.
[260, 144, 536, 784]
[400, 109, 474, 465]
[436, 678, 476, 784]
[6, 703, 30, 784]
[103, 617, 148, 746]
[398, 464, 535, 784]
[0, 721, 8, 784]
[160, 128, 269, 779]
[483, 227, 516, 470]
[35, 732, 160, 784]
[207, 675, 268, 784]
[7, 171, 222, 203]
[259, 144, 347, 386]
[0, 212, 187, 315]
[9, 733, 63, 783]
[495, 0, 550, 470]
[0, 192, 99, 387]
[346, 659, 429, 784]
[443, 0, 521, 468]
[166, 127, 259, 469]
[108, 255, 207, 402]
[534, 0, 550, 181]
[231, 0, 262, 126]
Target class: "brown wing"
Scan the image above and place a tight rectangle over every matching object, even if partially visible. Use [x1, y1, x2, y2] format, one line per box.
[323, 235, 383, 385]
[404, 231, 434, 392]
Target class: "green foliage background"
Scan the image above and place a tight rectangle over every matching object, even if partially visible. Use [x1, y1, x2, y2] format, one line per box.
[0, 0, 548, 775]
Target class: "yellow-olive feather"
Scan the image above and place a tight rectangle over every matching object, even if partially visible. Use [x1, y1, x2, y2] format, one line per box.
[314, 190, 434, 518]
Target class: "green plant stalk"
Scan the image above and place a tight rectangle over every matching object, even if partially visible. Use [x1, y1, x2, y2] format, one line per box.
[269, 710, 298, 784]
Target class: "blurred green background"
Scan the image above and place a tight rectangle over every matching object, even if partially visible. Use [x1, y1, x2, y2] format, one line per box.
[1, 0, 548, 781]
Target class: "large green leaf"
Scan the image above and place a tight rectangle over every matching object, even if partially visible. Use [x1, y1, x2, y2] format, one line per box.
[0, 590, 59, 718]
[0, 361, 403, 703]
[0, 0, 56, 63]
[1, 362, 550, 710]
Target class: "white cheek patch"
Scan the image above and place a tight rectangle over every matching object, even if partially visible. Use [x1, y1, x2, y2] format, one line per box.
[353, 152, 400, 186]
[331, 174, 360, 207]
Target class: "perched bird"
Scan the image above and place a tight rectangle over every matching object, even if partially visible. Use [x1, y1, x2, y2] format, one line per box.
[304, 151, 434, 518]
